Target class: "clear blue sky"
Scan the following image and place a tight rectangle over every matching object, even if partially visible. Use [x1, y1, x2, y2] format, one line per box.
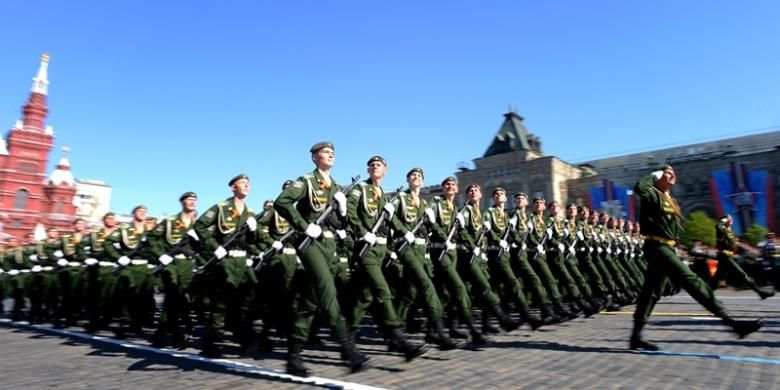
[1, 1, 779, 216]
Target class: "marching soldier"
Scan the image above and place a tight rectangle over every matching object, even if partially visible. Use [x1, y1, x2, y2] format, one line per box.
[55, 219, 91, 327]
[83, 212, 120, 333]
[630, 165, 763, 350]
[6, 237, 32, 321]
[576, 206, 620, 311]
[192, 174, 260, 358]
[274, 142, 370, 376]
[713, 214, 775, 299]
[148, 191, 200, 349]
[345, 156, 429, 361]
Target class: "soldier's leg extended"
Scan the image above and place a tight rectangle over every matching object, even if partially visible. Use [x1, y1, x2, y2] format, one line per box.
[457, 249, 520, 333]
[488, 251, 544, 329]
[431, 247, 488, 344]
[715, 252, 775, 299]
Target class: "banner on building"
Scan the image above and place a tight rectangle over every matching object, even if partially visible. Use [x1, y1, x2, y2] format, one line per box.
[709, 162, 775, 236]
[588, 179, 635, 221]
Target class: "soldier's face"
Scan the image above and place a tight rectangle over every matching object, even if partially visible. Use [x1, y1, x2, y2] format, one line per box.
[567, 206, 577, 218]
[312, 147, 335, 169]
[658, 169, 676, 189]
[134, 208, 147, 222]
[263, 201, 273, 210]
[533, 200, 545, 213]
[493, 191, 506, 204]
[466, 186, 481, 203]
[442, 181, 458, 196]
[232, 179, 250, 198]
[580, 208, 590, 220]
[406, 172, 423, 188]
[145, 219, 157, 230]
[181, 197, 197, 212]
[8, 238, 19, 247]
[548, 204, 560, 215]
[367, 161, 386, 180]
[515, 196, 528, 208]
[47, 229, 59, 239]
[74, 220, 87, 232]
[104, 215, 116, 228]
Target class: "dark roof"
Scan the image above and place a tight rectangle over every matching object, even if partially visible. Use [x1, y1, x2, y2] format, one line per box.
[483, 111, 543, 157]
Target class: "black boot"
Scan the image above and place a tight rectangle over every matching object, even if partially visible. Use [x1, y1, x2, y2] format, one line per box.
[629, 321, 658, 351]
[172, 330, 189, 350]
[604, 294, 622, 311]
[492, 305, 520, 332]
[389, 327, 429, 362]
[151, 328, 166, 348]
[447, 317, 469, 339]
[481, 310, 500, 334]
[518, 306, 545, 330]
[337, 332, 371, 374]
[540, 303, 563, 324]
[752, 284, 776, 300]
[553, 301, 578, 320]
[200, 329, 223, 358]
[464, 317, 490, 345]
[286, 339, 310, 377]
[718, 311, 764, 339]
[425, 319, 465, 350]
[576, 297, 599, 318]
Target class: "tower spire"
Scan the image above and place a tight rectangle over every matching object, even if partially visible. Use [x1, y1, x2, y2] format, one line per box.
[31, 53, 50, 95]
[22, 53, 51, 131]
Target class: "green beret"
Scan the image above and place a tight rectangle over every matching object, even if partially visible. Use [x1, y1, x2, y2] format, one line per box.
[229, 174, 249, 186]
[492, 187, 506, 196]
[441, 176, 458, 186]
[514, 192, 527, 199]
[310, 141, 334, 153]
[367, 155, 387, 166]
[465, 183, 480, 192]
[406, 167, 424, 178]
[660, 164, 674, 172]
[132, 205, 147, 214]
[532, 197, 546, 203]
[282, 180, 294, 190]
[548, 200, 560, 206]
[179, 191, 197, 201]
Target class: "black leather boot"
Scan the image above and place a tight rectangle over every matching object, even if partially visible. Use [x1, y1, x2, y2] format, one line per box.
[518, 306, 545, 330]
[425, 319, 465, 350]
[492, 305, 520, 332]
[717, 311, 764, 339]
[481, 310, 500, 334]
[751, 284, 776, 300]
[337, 331, 371, 374]
[286, 339, 310, 377]
[389, 327, 429, 362]
[629, 321, 658, 351]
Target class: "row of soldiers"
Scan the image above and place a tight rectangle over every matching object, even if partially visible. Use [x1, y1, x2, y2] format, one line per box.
[0, 141, 698, 377]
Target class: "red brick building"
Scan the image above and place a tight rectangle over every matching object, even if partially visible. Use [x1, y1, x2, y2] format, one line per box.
[0, 54, 76, 240]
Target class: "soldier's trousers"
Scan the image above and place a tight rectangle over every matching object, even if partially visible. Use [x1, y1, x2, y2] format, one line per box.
[114, 264, 155, 327]
[257, 251, 298, 335]
[57, 266, 83, 323]
[547, 251, 582, 299]
[430, 246, 472, 322]
[577, 250, 609, 296]
[601, 252, 631, 291]
[291, 236, 348, 342]
[487, 250, 531, 309]
[711, 252, 756, 289]
[456, 249, 501, 308]
[634, 241, 725, 325]
[562, 252, 594, 298]
[159, 259, 195, 334]
[510, 248, 550, 305]
[396, 244, 444, 323]
[347, 243, 403, 330]
[204, 257, 256, 334]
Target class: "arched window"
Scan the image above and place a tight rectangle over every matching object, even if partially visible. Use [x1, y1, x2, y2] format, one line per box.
[55, 200, 64, 214]
[14, 189, 28, 209]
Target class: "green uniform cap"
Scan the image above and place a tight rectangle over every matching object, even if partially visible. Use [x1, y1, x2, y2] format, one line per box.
[367, 155, 387, 166]
[310, 141, 334, 153]
[465, 183, 480, 192]
[492, 187, 506, 196]
[229, 173, 249, 186]
[661, 164, 674, 172]
[406, 167, 424, 178]
[179, 191, 197, 201]
[548, 200, 560, 206]
[441, 176, 458, 186]
[282, 180, 294, 190]
[514, 192, 528, 199]
[132, 205, 147, 214]
[532, 197, 546, 203]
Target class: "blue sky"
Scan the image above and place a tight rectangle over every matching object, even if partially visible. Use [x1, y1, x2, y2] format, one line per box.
[1, 1, 779, 216]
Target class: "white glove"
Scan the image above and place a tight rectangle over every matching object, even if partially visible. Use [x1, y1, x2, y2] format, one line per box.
[333, 191, 348, 217]
[85, 258, 98, 266]
[390, 252, 398, 260]
[0, 269, 3, 274]
[336, 229, 347, 240]
[54, 250, 64, 258]
[509, 216, 518, 227]
[186, 229, 200, 241]
[527, 221, 534, 230]
[214, 246, 227, 259]
[546, 228, 553, 238]
[651, 170, 664, 180]
[272, 241, 283, 250]
[472, 247, 481, 256]
[425, 208, 436, 224]
[404, 231, 415, 244]
[536, 244, 544, 253]
[29, 254, 39, 262]
[245, 258, 254, 267]
[383, 203, 395, 217]
[577, 231, 584, 241]
[564, 228, 570, 236]
[32, 265, 43, 272]
[483, 221, 492, 231]
[57, 259, 68, 267]
[456, 212, 466, 227]
[246, 216, 257, 232]
[499, 240, 509, 250]
[557, 243, 565, 252]
[305, 223, 322, 239]
[522, 243, 528, 250]
[362, 232, 377, 245]
[9, 269, 20, 276]
[606, 248, 612, 254]
[569, 246, 576, 255]
[118, 256, 131, 266]
[445, 241, 456, 251]
[159, 254, 173, 266]
[597, 247, 603, 254]
[600, 233, 606, 241]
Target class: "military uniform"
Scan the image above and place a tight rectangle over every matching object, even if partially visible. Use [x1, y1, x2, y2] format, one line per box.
[713, 218, 774, 298]
[57, 231, 90, 326]
[5, 245, 32, 321]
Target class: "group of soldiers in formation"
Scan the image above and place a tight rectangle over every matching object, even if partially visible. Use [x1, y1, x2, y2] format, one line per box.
[0, 141, 769, 377]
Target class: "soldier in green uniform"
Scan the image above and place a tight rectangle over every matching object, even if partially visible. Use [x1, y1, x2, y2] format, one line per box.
[148, 191, 199, 349]
[345, 156, 429, 361]
[274, 142, 370, 376]
[390, 167, 463, 350]
[255, 181, 300, 351]
[104, 205, 156, 337]
[457, 184, 520, 333]
[26, 229, 59, 324]
[562, 203, 602, 314]
[483, 187, 545, 329]
[192, 174, 260, 358]
[713, 214, 775, 299]
[7, 237, 32, 321]
[427, 177, 489, 344]
[83, 213, 120, 332]
[596, 212, 634, 305]
[630, 165, 763, 350]
[55, 219, 90, 327]
[576, 207, 620, 311]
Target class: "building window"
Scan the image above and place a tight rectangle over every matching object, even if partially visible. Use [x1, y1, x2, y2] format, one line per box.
[55, 200, 64, 214]
[14, 189, 28, 209]
[18, 162, 37, 174]
[10, 220, 22, 228]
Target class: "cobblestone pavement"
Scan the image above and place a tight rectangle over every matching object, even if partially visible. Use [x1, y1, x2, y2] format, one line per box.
[1, 289, 779, 389]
